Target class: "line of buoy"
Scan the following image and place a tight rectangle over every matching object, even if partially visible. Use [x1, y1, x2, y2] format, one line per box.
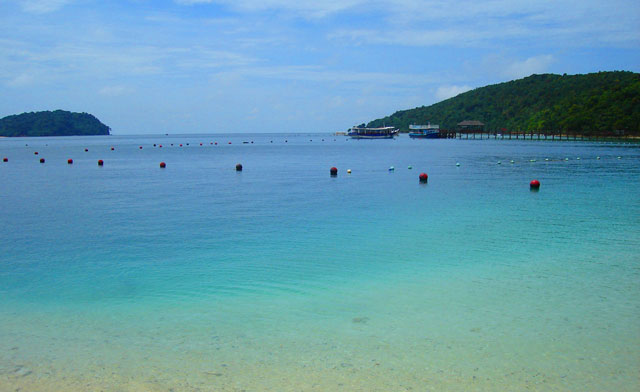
[34, 151, 38, 155]
[330, 167, 338, 176]
[98, 159, 104, 166]
[159, 162, 166, 168]
[419, 173, 428, 183]
[67, 159, 73, 164]
[530, 179, 540, 190]
[236, 163, 243, 171]
[2, 158, 7, 162]
[40, 158, 45, 163]
[84, 148, 88, 152]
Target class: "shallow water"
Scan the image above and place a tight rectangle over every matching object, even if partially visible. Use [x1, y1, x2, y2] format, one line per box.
[1, 134, 639, 391]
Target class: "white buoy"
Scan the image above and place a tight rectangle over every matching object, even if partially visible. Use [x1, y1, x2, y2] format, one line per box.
[497, 161, 501, 164]
[389, 166, 395, 171]
[545, 158, 549, 161]
[510, 160, 514, 164]
[347, 169, 352, 174]
[597, 156, 601, 160]
[456, 162, 460, 166]
[408, 165, 412, 169]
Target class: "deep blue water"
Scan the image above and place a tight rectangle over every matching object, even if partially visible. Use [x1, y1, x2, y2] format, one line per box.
[1, 134, 639, 391]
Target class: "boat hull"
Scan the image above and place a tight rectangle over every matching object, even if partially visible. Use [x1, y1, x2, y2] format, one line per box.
[409, 132, 440, 139]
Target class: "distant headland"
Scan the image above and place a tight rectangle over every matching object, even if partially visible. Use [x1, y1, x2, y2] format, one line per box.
[0, 110, 110, 137]
[367, 71, 639, 136]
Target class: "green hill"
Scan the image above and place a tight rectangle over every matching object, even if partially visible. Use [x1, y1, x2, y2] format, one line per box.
[367, 71, 640, 135]
[0, 110, 110, 137]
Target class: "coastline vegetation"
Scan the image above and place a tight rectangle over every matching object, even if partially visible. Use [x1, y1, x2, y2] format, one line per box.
[0, 110, 110, 137]
[367, 71, 640, 135]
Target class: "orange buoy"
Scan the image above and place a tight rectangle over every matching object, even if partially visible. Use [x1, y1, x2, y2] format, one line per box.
[236, 163, 243, 171]
[419, 173, 428, 183]
[40, 158, 45, 163]
[98, 159, 104, 166]
[67, 159, 73, 164]
[330, 167, 338, 176]
[530, 179, 540, 189]
[159, 162, 166, 168]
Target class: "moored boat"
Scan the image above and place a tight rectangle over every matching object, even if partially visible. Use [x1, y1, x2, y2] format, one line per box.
[409, 124, 440, 139]
[348, 126, 399, 139]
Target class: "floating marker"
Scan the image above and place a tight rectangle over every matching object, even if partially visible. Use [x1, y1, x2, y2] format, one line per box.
[159, 145, 163, 148]
[330, 167, 338, 176]
[34, 152, 39, 155]
[419, 173, 428, 183]
[389, 166, 395, 171]
[179, 144, 183, 147]
[497, 161, 501, 164]
[408, 165, 413, 169]
[111, 147, 115, 151]
[159, 162, 166, 168]
[67, 159, 73, 164]
[545, 158, 549, 161]
[139, 146, 143, 149]
[456, 162, 461, 166]
[98, 159, 104, 166]
[228, 142, 232, 144]
[530, 179, 541, 189]
[2, 158, 7, 162]
[84, 148, 88, 152]
[510, 160, 514, 164]
[617, 156, 622, 159]
[564, 158, 569, 161]
[530, 159, 536, 162]
[576, 157, 580, 160]
[153, 144, 157, 147]
[347, 169, 352, 174]
[200, 143, 203, 146]
[236, 163, 243, 171]
[40, 158, 45, 163]
[597, 156, 600, 160]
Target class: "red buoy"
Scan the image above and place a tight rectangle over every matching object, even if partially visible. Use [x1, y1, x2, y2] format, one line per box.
[84, 148, 88, 152]
[179, 144, 183, 147]
[2, 157, 7, 162]
[530, 179, 540, 189]
[215, 142, 218, 145]
[200, 143, 203, 146]
[111, 147, 115, 151]
[159, 162, 166, 168]
[419, 173, 428, 183]
[236, 163, 243, 171]
[40, 158, 45, 163]
[228, 142, 232, 144]
[34, 151, 39, 155]
[159, 145, 163, 148]
[67, 159, 73, 164]
[330, 167, 338, 176]
[139, 146, 143, 149]
[98, 159, 104, 166]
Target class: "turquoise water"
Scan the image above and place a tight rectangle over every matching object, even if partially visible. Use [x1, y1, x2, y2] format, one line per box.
[1, 134, 639, 391]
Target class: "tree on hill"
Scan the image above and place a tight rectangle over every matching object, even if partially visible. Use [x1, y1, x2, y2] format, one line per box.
[0, 110, 110, 137]
[367, 71, 640, 135]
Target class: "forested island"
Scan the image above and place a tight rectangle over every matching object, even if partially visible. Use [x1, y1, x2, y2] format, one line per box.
[367, 71, 639, 135]
[0, 110, 110, 137]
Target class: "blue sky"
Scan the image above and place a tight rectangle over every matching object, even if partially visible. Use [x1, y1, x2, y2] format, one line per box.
[1, 0, 639, 134]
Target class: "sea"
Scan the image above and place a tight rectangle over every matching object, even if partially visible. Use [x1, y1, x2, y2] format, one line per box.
[0, 134, 639, 391]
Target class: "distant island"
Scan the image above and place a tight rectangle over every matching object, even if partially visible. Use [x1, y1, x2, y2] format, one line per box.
[0, 110, 110, 137]
[367, 71, 640, 135]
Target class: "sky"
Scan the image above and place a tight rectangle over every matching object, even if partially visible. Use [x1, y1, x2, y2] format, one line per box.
[1, 0, 639, 134]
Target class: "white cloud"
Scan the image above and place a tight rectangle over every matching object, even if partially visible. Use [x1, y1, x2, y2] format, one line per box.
[19, 0, 73, 13]
[98, 85, 133, 97]
[6, 73, 35, 87]
[435, 85, 472, 101]
[503, 55, 555, 79]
